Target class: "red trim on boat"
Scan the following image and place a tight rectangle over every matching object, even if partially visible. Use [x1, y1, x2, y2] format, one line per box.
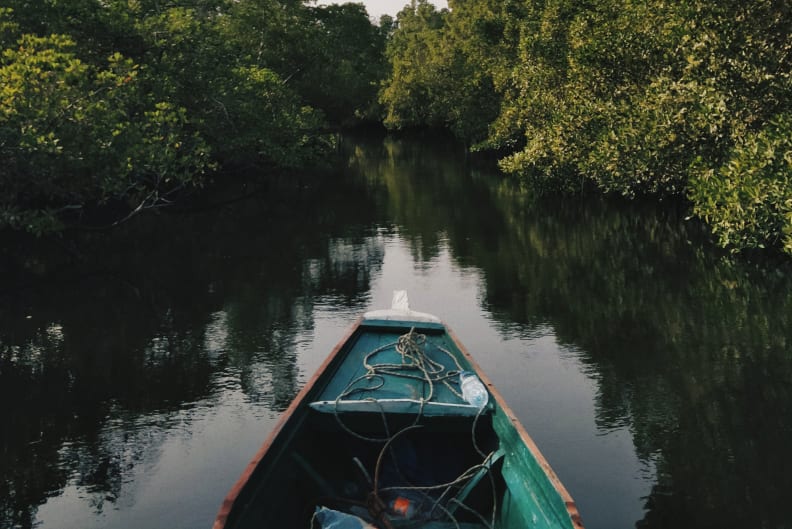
[213, 316, 583, 529]
[212, 318, 363, 529]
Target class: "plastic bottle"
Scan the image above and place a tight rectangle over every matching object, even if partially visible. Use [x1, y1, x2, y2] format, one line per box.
[459, 371, 488, 408]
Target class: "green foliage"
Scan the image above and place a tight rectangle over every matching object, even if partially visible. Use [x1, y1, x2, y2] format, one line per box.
[221, 64, 332, 167]
[214, 0, 387, 126]
[131, 6, 330, 166]
[380, 0, 504, 144]
[299, 3, 390, 125]
[380, 0, 792, 255]
[690, 113, 792, 253]
[380, 1, 448, 131]
[0, 8, 19, 47]
[0, 2, 386, 233]
[0, 30, 211, 233]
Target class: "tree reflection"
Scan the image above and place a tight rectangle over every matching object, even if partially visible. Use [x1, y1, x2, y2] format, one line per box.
[341, 132, 506, 268]
[0, 169, 383, 528]
[3, 134, 790, 529]
[465, 194, 792, 528]
[342, 132, 792, 528]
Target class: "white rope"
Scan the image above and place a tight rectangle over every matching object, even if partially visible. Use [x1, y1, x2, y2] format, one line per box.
[328, 328, 496, 527]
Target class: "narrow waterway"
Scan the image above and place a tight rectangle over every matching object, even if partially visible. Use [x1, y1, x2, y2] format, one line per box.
[1, 132, 790, 529]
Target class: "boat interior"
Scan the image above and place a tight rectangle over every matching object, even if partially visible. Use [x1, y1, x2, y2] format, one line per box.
[233, 409, 505, 529]
[221, 320, 578, 529]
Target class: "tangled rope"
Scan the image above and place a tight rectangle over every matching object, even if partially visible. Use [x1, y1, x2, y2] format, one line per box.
[321, 328, 497, 529]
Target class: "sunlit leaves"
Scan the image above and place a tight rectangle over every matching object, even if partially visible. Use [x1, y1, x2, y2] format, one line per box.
[380, 0, 447, 131]
[0, 27, 212, 233]
[380, 0, 502, 144]
[0, 1, 386, 233]
[0, 8, 19, 48]
[690, 113, 792, 253]
[381, 0, 792, 254]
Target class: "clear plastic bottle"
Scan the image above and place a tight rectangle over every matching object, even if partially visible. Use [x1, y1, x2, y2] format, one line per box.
[459, 371, 488, 408]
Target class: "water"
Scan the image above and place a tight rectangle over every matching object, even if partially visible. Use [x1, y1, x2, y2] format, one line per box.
[1, 132, 790, 529]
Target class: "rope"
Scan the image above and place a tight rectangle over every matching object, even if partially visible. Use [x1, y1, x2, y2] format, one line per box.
[378, 456, 494, 493]
[325, 328, 496, 529]
[331, 327, 462, 443]
[449, 499, 494, 529]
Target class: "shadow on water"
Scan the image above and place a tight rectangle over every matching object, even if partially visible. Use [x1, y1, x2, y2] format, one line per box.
[1, 132, 791, 529]
[344, 133, 792, 529]
[0, 166, 384, 528]
[468, 195, 792, 528]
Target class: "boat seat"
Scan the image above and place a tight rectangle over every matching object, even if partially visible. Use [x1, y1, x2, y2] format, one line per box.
[390, 522, 485, 529]
[308, 398, 491, 417]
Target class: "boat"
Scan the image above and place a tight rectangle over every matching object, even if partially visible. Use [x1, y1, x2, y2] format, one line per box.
[213, 292, 584, 529]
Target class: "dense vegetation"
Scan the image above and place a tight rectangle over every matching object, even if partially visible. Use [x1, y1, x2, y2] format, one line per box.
[380, 0, 792, 256]
[2, 0, 791, 256]
[0, 1, 388, 233]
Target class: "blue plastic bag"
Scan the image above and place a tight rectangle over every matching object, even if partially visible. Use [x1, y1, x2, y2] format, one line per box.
[313, 506, 376, 529]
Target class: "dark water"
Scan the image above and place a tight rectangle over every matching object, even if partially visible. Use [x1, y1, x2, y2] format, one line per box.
[1, 133, 791, 529]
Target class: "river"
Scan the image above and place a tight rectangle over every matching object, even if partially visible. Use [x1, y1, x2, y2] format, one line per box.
[1, 132, 790, 529]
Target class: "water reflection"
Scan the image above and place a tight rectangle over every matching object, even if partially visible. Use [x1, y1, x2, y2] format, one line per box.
[468, 197, 792, 529]
[343, 133, 792, 528]
[0, 168, 384, 528]
[1, 132, 790, 529]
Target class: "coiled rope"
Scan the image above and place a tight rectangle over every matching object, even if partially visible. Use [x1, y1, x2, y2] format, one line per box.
[322, 328, 497, 529]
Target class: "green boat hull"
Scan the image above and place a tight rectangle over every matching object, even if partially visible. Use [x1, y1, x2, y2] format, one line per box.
[214, 316, 583, 529]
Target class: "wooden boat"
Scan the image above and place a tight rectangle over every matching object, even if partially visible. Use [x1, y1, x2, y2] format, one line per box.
[214, 292, 583, 529]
